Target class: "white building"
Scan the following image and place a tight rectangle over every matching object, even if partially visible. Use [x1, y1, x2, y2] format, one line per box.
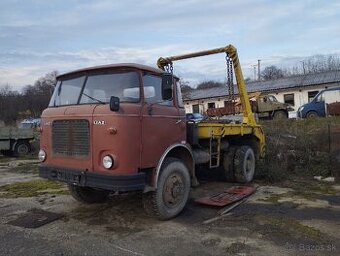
[183, 70, 340, 117]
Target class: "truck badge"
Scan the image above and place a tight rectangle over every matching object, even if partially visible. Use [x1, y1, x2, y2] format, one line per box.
[94, 120, 106, 125]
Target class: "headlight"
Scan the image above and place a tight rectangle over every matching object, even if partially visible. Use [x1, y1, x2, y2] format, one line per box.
[102, 155, 113, 169]
[38, 149, 46, 162]
[299, 106, 304, 111]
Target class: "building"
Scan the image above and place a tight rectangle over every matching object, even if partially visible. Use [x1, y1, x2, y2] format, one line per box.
[183, 69, 340, 117]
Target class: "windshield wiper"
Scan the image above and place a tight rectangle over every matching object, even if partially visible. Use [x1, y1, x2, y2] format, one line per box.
[81, 92, 106, 104]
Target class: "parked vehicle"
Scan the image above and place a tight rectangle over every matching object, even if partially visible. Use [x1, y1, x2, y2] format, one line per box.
[0, 127, 34, 156]
[38, 44, 265, 220]
[20, 118, 41, 129]
[186, 113, 204, 122]
[206, 92, 293, 120]
[298, 87, 340, 118]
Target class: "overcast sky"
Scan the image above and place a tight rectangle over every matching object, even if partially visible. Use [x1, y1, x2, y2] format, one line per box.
[1, 0, 340, 90]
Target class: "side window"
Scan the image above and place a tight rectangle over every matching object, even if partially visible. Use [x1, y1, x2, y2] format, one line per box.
[143, 74, 172, 105]
[176, 81, 184, 108]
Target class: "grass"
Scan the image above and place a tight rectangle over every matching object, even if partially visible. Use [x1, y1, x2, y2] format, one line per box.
[0, 180, 68, 198]
[256, 215, 322, 240]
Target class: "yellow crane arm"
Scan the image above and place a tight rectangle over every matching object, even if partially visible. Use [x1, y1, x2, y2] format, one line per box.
[157, 44, 256, 125]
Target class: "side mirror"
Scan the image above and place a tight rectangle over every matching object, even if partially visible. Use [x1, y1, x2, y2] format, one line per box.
[162, 73, 173, 101]
[110, 96, 120, 111]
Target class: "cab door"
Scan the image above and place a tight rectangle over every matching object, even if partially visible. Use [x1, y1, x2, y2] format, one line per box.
[141, 73, 185, 168]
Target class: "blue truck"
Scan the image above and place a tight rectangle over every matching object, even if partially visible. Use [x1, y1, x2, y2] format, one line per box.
[298, 87, 340, 118]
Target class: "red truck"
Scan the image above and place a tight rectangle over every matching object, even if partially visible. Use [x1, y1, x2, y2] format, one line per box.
[39, 45, 265, 219]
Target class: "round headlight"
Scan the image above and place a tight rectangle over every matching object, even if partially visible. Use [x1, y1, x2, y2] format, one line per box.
[102, 155, 113, 169]
[38, 149, 46, 162]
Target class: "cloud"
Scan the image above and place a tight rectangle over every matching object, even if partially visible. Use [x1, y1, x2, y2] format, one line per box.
[0, 0, 339, 89]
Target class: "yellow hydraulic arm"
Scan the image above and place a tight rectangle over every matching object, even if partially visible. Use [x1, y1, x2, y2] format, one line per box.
[157, 44, 256, 126]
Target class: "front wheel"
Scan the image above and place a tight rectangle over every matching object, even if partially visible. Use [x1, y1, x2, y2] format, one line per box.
[68, 184, 110, 204]
[143, 157, 190, 220]
[234, 146, 255, 183]
[273, 110, 288, 120]
[306, 111, 318, 118]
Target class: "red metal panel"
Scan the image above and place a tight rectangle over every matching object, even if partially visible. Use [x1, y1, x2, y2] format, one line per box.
[195, 186, 256, 207]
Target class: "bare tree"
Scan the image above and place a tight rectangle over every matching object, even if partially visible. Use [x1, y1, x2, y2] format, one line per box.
[196, 80, 223, 90]
[261, 66, 284, 80]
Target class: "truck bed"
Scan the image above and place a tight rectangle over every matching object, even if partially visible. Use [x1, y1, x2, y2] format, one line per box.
[196, 121, 266, 158]
[0, 127, 34, 140]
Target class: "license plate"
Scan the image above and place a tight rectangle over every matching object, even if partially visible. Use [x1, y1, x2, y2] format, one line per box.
[56, 170, 81, 184]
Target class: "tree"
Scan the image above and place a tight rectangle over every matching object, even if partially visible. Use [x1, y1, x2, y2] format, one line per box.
[179, 79, 193, 93]
[22, 71, 57, 117]
[196, 80, 223, 90]
[261, 66, 284, 80]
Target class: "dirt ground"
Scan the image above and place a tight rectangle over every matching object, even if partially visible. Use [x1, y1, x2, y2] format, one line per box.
[0, 157, 339, 256]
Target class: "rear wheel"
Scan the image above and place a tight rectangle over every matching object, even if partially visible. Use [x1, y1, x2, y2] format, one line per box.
[68, 184, 110, 204]
[14, 141, 31, 157]
[221, 146, 237, 182]
[143, 157, 190, 220]
[273, 110, 288, 120]
[234, 146, 255, 183]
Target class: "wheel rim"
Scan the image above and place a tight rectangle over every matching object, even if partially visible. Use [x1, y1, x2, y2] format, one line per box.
[244, 150, 255, 178]
[17, 144, 29, 155]
[163, 172, 185, 209]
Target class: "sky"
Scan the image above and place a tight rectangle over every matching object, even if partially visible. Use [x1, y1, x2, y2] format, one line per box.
[0, 0, 340, 91]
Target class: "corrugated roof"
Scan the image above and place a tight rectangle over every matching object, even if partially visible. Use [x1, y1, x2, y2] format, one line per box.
[184, 69, 340, 101]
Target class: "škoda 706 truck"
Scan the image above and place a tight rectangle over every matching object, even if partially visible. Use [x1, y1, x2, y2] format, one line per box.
[39, 44, 265, 220]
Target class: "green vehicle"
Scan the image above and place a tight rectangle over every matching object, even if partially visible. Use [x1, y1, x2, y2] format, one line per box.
[0, 127, 34, 157]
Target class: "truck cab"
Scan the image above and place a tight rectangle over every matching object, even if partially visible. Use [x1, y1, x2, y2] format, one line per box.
[298, 87, 340, 118]
[39, 64, 194, 218]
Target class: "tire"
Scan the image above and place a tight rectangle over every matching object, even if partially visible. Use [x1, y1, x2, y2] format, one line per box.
[234, 146, 255, 183]
[221, 146, 237, 182]
[306, 111, 318, 118]
[273, 110, 288, 120]
[143, 157, 191, 220]
[14, 141, 31, 157]
[68, 184, 110, 204]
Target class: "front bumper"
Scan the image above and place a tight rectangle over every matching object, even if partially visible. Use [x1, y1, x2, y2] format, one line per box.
[39, 165, 146, 192]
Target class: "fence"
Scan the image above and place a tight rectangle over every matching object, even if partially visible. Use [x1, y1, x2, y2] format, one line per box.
[259, 117, 340, 180]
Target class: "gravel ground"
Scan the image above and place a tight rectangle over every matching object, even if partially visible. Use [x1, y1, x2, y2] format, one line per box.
[0, 156, 339, 256]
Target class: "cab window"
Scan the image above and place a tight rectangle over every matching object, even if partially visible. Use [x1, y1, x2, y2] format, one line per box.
[143, 74, 173, 106]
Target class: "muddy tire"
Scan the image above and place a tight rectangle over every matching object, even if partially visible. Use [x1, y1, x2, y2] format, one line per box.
[273, 110, 288, 120]
[221, 146, 237, 182]
[306, 111, 318, 118]
[143, 157, 190, 220]
[14, 141, 31, 157]
[68, 184, 110, 204]
[234, 146, 255, 183]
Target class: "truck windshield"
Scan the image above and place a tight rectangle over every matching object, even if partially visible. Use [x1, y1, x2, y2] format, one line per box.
[49, 71, 140, 107]
[267, 95, 278, 102]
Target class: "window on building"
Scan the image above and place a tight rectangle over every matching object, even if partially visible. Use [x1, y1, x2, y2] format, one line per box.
[283, 93, 295, 106]
[308, 90, 319, 102]
[208, 102, 216, 109]
[192, 104, 199, 113]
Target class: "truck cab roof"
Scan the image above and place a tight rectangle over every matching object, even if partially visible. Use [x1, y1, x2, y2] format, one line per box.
[57, 63, 176, 80]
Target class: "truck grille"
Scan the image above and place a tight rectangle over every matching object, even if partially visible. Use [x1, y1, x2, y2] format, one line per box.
[52, 120, 90, 157]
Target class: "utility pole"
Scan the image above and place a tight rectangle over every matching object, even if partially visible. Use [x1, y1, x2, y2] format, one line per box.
[257, 59, 261, 81]
[301, 61, 306, 74]
[251, 65, 257, 80]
